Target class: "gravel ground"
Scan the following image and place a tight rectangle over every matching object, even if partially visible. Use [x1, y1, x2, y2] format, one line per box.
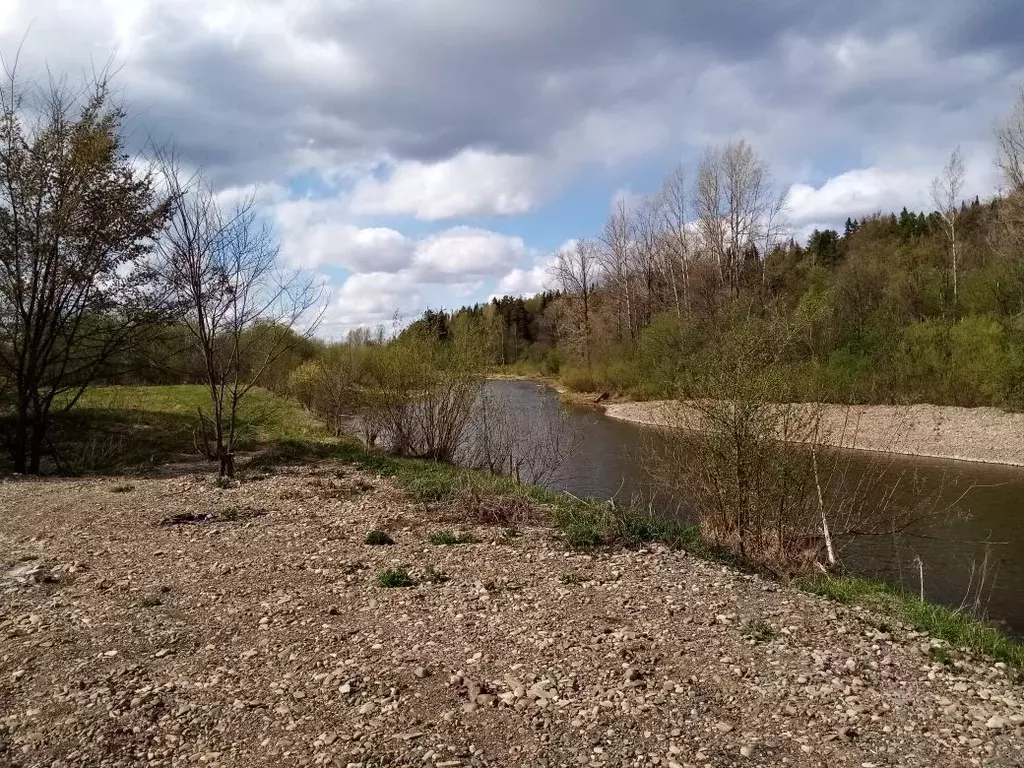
[1, 463, 1022, 768]
[604, 401, 1024, 467]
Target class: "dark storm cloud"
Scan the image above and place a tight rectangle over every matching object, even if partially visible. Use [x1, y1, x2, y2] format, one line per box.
[3, 0, 1020, 187]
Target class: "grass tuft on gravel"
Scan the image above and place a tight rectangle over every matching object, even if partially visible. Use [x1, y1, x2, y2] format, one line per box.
[428, 529, 474, 546]
[364, 529, 395, 546]
[376, 567, 416, 588]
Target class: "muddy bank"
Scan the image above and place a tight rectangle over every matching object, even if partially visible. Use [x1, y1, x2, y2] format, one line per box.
[605, 400, 1024, 466]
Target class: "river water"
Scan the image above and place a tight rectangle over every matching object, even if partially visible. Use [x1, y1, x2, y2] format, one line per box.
[487, 380, 1024, 635]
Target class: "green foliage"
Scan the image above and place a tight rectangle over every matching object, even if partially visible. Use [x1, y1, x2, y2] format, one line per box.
[376, 567, 416, 588]
[364, 529, 395, 546]
[799, 575, 1024, 670]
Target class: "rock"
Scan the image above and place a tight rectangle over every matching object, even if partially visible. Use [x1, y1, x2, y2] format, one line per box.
[985, 715, 1008, 730]
[358, 702, 376, 715]
[740, 745, 754, 758]
[716, 721, 734, 733]
[414, 666, 428, 678]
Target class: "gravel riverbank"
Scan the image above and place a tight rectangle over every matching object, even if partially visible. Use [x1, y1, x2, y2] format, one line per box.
[2, 464, 1023, 767]
[604, 401, 1024, 467]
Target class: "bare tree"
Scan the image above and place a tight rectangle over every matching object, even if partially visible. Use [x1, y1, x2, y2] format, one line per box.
[549, 239, 599, 367]
[599, 199, 635, 341]
[996, 88, 1024, 192]
[656, 165, 691, 314]
[631, 193, 662, 327]
[693, 140, 784, 296]
[0, 65, 171, 473]
[158, 158, 324, 476]
[931, 146, 965, 300]
[994, 89, 1024, 254]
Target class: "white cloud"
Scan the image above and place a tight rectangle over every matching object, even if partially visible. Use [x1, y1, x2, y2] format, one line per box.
[348, 150, 549, 220]
[785, 168, 934, 225]
[322, 271, 421, 336]
[412, 227, 533, 280]
[495, 258, 555, 297]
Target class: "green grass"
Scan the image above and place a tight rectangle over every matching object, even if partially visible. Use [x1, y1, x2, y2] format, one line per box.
[376, 567, 416, 588]
[26, 384, 331, 474]
[799, 575, 1024, 670]
[428, 529, 475, 546]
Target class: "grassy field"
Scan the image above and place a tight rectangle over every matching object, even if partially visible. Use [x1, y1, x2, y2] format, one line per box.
[16, 383, 1024, 670]
[41, 385, 329, 473]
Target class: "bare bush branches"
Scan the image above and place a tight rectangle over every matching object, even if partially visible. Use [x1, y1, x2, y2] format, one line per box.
[158, 154, 324, 476]
[642, 316, 949, 575]
[465, 386, 579, 485]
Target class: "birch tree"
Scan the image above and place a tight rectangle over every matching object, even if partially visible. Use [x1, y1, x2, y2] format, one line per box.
[931, 146, 965, 300]
[694, 140, 784, 296]
[549, 238, 599, 367]
[599, 199, 634, 341]
[656, 165, 691, 314]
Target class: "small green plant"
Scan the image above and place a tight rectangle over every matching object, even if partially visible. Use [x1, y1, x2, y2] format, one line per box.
[138, 594, 162, 608]
[428, 529, 474, 546]
[424, 566, 450, 584]
[560, 572, 587, 585]
[377, 567, 416, 588]
[110, 483, 135, 493]
[214, 475, 233, 489]
[929, 645, 955, 666]
[500, 526, 521, 540]
[364, 529, 395, 546]
[742, 619, 775, 644]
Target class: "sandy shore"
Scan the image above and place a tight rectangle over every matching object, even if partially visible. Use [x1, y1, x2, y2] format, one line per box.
[604, 401, 1024, 467]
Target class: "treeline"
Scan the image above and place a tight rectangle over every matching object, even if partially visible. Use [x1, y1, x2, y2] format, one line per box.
[389, 103, 1024, 409]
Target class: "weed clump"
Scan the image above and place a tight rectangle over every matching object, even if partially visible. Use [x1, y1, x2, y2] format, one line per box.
[428, 529, 474, 546]
[742, 619, 775, 644]
[364, 529, 395, 546]
[377, 567, 416, 588]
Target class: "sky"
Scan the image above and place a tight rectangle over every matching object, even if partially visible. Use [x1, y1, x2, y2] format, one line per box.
[2, 0, 1023, 336]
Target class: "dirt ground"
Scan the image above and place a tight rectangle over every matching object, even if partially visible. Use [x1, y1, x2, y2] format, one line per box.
[1, 463, 1022, 767]
[605, 401, 1024, 467]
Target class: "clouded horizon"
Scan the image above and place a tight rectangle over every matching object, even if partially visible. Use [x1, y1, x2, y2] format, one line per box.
[3, 0, 1022, 335]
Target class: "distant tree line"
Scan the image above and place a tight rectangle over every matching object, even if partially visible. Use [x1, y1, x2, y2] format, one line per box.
[387, 93, 1024, 410]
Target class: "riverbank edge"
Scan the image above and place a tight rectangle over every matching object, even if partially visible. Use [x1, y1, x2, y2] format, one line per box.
[603, 400, 1024, 467]
[488, 371, 1024, 466]
[268, 437, 1024, 670]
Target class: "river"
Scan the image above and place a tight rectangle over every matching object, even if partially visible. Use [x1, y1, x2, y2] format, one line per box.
[487, 379, 1024, 635]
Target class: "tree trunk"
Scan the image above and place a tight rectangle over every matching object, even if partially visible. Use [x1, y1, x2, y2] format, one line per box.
[28, 414, 45, 474]
[12, 398, 29, 474]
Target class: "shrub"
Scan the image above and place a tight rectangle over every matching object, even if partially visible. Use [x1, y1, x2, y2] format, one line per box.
[364, 529, 395, 546]
[376, 567, 416, 588]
